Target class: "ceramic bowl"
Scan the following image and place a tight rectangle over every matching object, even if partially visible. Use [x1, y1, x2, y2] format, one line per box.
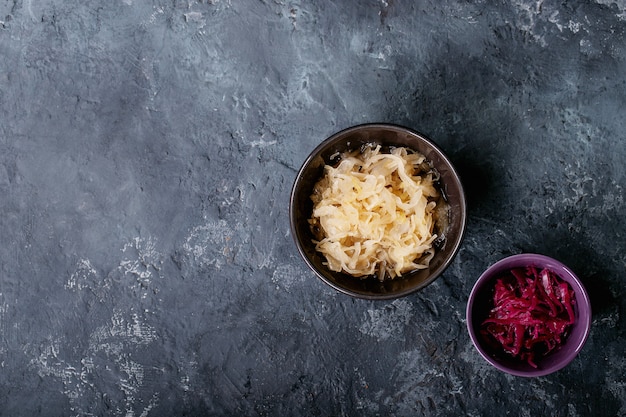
[466, 253, 592, 377]
[289, 123, 466, 299]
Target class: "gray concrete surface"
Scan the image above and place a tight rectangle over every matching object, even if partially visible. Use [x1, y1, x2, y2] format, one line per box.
[0, 0, 624, 415]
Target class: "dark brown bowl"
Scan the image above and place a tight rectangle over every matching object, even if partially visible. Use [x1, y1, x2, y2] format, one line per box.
[289, 123, 467, 299]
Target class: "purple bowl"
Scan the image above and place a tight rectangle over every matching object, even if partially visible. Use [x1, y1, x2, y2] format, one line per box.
[466, 253, 592, 377]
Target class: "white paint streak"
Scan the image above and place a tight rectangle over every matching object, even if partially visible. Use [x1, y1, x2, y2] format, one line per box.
[141, 6, 165, 28]
[595, 0, 626, 20]
[182, 219, 237, 270]
[180, 375, 191, 392]
[562, 107, 601, 145]
[51, 237, 165, 413]
[66, 259, 98, 291]
[250, 139, 277, 148]
[24, 0, 36, 21]
[359, 299, 414, 341]
[511, 0, 548, 46]
[349, 34, 393, 64]
[271, 263, 305, 292]
[184, 11, 204, 23]
[66, 237, 163, 303]
[29, 309, 159, 416]
[352, 367, 379, 413]
[118, 237, 164, 297]
[0, 296, 9, 361]
[385, 349, 449, 413]
[568, 20, 582, 33]
[90, 310, 157, 355]
[605, 347, 626, 415]
[29, 338, 99, 411]
[562, 163, 594, 208]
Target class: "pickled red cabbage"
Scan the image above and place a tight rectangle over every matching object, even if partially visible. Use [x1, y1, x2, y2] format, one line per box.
[480, 266, 576, 368]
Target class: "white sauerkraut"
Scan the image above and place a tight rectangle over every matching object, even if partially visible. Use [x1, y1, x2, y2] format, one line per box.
[309, 144, 440, 280]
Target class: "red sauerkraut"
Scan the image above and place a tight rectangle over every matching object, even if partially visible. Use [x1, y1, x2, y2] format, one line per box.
[480, 266, 577, 368]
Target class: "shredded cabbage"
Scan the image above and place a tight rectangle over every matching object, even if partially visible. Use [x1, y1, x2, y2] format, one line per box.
[480, 266, 576, 368]
[309, 144, 440, 280]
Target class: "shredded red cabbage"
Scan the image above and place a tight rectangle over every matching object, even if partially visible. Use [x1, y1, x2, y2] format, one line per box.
[480, 266, 576, 368]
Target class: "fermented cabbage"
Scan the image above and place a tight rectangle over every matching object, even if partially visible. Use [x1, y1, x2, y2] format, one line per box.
[309, 144, 440, 280]
[480, 267, 576, 368]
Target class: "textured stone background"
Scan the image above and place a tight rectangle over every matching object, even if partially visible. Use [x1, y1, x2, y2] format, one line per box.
[0, 0, 625, 415]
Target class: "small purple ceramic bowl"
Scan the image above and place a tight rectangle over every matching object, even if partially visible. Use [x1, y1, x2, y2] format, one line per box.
[466, 253, 592, 377]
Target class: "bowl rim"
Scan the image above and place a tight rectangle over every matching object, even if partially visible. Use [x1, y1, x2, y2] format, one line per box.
[466, 253, 592, 377]
[289, 122, 467, 299]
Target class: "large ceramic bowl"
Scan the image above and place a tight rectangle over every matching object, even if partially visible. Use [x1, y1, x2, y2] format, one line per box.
[289, 123, 467, 299]
[466, 253, 592, 377]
